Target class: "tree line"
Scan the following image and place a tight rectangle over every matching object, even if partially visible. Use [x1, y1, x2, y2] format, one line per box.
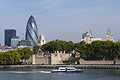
[1, 39, 120, 65]
[41, 39, 75, 53]
[75, 41, 120, 60]
[0, 47, 33, 65]
[41, 40, 120, 60]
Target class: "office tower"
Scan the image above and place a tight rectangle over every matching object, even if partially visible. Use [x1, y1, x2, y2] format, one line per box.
[25, 15, 38, 46]
[18, 40, 32, 46]
[5, 29, 16, 46]
[38, 35, 46, 46]
[11, 36, 19, 49]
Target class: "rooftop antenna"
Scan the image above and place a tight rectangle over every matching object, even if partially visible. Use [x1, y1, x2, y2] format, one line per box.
[90, 29, 92, 36]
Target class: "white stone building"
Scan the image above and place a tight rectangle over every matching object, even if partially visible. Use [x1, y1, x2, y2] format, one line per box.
[81, 28, 114, 44]
[38, 35, 46, 46]
[81, 30, 102, 44]
[107, 28, 114, 41]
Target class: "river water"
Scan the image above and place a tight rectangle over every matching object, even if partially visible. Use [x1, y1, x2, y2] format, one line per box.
[0, 69, 120, 80]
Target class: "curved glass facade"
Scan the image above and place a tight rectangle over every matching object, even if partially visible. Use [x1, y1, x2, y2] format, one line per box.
[25, 15, 38, 46]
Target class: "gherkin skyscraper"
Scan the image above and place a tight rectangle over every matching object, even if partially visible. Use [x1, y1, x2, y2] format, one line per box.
[25, 15, 38, 46]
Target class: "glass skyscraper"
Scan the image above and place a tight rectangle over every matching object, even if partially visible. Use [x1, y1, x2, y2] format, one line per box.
[5, 29, 16, 46]
[25, 15, 38, 46]
[11, 36, 19, 49]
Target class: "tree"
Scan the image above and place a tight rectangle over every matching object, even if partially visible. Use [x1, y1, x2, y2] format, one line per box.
[67, 41, 75, 53]
[76, 41, 120, 60]
[41, 39, 75, 53]
[18, 47, 33, 60]
[33, 45, 40, 54]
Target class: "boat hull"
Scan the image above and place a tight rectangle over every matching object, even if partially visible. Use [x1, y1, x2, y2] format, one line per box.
[51, 70, 84, 73]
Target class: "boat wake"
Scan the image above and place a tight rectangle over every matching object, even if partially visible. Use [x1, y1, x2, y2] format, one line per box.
[0, 71, 51, 74]
[39, 71, 51, 73]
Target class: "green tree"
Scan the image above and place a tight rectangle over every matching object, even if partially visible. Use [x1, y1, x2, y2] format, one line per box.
[76, 41, 120, 60]
[18, 47, 33, 60]
[41, 39, 75, 53]
[33, 45, 40, 54]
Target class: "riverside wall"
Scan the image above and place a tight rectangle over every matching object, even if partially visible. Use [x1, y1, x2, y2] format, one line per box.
[0, 65, 120, 69]
[79, 59, 120, 65]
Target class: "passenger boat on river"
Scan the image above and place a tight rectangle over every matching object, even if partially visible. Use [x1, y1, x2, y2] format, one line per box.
[51, 67, 84, 73]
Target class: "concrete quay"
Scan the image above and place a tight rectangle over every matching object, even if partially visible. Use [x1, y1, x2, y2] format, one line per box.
[0, 65, 120, 69]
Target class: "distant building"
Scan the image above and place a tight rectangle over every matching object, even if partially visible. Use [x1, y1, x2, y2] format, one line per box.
[0, 46, 11, 52]
[82, 31, 88, 39]
[81, 28, 114, 44]
[25, 51, 76, 65]
[11, 36, 19, 49]
[81, 29, 102, 44]
[17, 40, 32, 49]
[107, 28, 114, 42]
[18, 40, 32, 46]
[38, 35, 46, 46]
[25, 15, 38, 46]
[5, 29, 16, 46]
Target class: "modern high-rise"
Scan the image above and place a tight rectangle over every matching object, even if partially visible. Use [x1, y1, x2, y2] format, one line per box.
[18, 40, 32, 46]
[25, 15, 38, 46]
[5, 29, 16, 46]
[11, 36, 19, 49]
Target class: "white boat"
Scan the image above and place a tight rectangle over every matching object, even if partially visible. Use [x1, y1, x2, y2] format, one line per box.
[51, 67, 84, 73]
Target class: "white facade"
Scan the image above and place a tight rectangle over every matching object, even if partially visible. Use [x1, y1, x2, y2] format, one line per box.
[81, 30, 102, 44]
[81, 28, 114, 44]
[38, 35, 46, 46]
[11, 36, 19, 49]
[0, 46, 11, 52]
[107, 28, 114, 42]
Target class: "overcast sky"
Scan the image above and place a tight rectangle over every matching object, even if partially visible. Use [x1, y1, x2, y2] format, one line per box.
[0, 0, 120, 46]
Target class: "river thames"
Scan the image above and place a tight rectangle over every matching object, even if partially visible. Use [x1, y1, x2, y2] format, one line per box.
[0, 69, 120, 80]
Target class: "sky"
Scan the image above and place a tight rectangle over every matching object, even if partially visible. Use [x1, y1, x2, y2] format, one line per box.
[0, 0, 120, 46]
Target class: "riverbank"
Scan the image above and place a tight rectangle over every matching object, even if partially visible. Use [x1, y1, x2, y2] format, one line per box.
[0, 65, 120, 69]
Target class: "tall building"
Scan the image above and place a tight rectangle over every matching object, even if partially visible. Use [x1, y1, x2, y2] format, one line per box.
[38, 35, 46, 46]
[11, 36, 19, 49]
[25, 15, 38, 46]
[5, 29, 16, 46]
[107, 28, 114, 42]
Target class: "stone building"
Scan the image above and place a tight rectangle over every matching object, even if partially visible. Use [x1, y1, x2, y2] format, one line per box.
[107, 28, 114, 41]
[31, 52, 51, 65]
[25, 51, 75, 65]
[81, 28, 114, 44]
[38, 35, 46, 46]
[81, 29, 102, 44]
[51, 51, 72, 65]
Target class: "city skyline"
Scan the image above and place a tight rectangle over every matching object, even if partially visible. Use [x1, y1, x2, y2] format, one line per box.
[0, 0, 120, 45]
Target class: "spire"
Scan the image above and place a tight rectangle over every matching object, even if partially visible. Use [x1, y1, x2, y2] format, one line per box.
[108, 27, 111, 34]
[90, 29, 92, 36]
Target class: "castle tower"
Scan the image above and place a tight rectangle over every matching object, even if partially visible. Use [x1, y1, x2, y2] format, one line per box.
[107, 28, 114, 42]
